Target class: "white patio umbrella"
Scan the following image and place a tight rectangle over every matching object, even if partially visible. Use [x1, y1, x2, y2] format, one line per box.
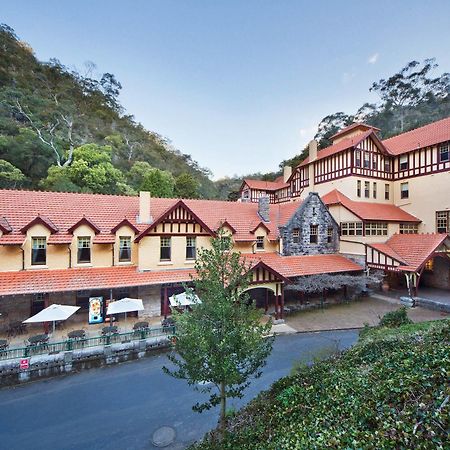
[23, 304, 80, 333]
[106, 298, 144, 324]
[169, 291, 201, 308]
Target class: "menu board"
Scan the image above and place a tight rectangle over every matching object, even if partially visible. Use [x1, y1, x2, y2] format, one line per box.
[88, 296, 104, 324]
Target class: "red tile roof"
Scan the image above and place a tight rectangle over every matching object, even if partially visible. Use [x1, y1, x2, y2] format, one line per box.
[47, 234, 73, 245]
[0, 266, 195, 296]
[369, 233, 449, 272]
[322, 189, 420, 223]
[383, 117, 450, 155]
[92, 234, 116, 244]
[243, 252, 362, 278]
[0, 216, 12, 233]
[242, 178, 289, 191]
[0, 190, 303, 243]
[330, 122, 380, 140]
[0, 233, 25, 245]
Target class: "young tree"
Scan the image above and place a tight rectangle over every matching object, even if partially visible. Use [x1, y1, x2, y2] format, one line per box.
[163, 230, 273, 439]
[0, 159, 27, 188]
[174, 172, 200, 198]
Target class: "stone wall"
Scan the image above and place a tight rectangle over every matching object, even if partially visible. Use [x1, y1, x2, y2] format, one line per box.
[421, 257, 450, 290]
[280, 192, 339, 255]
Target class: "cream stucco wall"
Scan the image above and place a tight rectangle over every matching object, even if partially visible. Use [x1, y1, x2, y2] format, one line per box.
[0, 244, 22, 272]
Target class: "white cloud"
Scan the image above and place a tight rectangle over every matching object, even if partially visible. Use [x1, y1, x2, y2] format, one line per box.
[368, 53, 379, 64]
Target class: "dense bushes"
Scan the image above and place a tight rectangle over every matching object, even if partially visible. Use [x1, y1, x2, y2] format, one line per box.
[193, 320, 449, 449]
[378, 306, 413, 328]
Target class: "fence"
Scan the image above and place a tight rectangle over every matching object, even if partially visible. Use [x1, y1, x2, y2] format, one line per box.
[0, 326, 176, 361]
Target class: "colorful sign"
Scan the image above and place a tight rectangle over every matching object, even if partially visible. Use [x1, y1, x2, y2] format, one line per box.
[20, 359, 29, 370]
[89, 296, 104, 324]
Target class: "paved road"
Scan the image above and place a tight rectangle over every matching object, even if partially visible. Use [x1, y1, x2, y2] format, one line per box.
[0, 330, 358, 450]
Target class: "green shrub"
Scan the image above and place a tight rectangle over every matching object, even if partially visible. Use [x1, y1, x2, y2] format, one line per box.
[378, 306, 413, 328]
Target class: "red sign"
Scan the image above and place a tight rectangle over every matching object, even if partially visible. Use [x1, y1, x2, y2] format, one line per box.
[20, 359, 29, 370]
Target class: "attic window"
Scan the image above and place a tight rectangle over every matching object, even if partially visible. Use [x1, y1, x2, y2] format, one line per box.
[327, 227, 333, 243]
[256, 236, 264, 250]
[309, 225, 318, 244]
[292, 228, 300, 244]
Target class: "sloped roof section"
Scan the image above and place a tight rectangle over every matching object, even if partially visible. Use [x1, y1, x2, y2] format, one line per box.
[242, 178, 289, 191]
[20, 215, 58, 234]
[330, 122, 380, 140]
[0, 217, 12, 233]
[383, 117, 450, 155]
[322, 189, 421, 223]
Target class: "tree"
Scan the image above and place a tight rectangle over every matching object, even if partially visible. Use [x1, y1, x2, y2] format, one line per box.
[314, 112, 354, 148]
[163, 230, 273, 439]
[0, 159, 26, 188]
[174, 173, 200, 198]
[141, 168, 175, 197]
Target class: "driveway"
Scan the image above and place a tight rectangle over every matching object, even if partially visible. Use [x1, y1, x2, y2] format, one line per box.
[284, 297, 449, 332]
[0, 330, 358, 450]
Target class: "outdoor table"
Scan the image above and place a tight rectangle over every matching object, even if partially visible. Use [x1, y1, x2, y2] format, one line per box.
[0, 339, 8, 350]
[101, 326, 118, 335]
[68, 330, 86, 339]
[28, 334, 49, 345]
[133, 321, 149, 331]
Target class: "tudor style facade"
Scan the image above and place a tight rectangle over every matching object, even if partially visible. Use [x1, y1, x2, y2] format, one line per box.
[238, 117, 450, 293]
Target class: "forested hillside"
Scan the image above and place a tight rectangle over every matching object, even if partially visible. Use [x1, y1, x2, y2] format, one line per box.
[0, 24, 216, 198]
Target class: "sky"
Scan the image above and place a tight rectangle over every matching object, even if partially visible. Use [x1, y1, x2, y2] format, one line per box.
[2, 1, 450, 179]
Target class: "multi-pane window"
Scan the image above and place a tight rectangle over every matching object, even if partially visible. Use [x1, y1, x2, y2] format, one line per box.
[385, 184, 390, 200]
[357, 180, 361, 197]
[363, 152, 370, 169]
[399, 223, 418, 234]
[242, 189, 250, 200]
[256, 236, 264, 250]
[384, 159, 391, 173]
[119, 236, 131, 262]
[309, 225, 318, 244]
[355, 150, 361, 167]
[340, 222, 363, 236]
[439, 142, 449, 162]
[399, 155, 408, 171]
[364, 181, 370, 198]
[77, 237, 91, 263]
[186, 237, 196, 259]
[400, 182, 409, 199]
[436, 211, 449, 234]
[160, 237, 171, 261]
[32, 237, 47, 265]
[292, 228, 300, 244]
[365, 222, 388, 236]
[373, 182, 377, 199]
[327, 227, 333, 243]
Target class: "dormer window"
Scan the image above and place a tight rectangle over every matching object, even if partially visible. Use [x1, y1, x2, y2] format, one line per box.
[256, 236, 264, 250]
[77, 237, 91, 264]
[32, 237, 47, 265]
[119, 236, 131, 262]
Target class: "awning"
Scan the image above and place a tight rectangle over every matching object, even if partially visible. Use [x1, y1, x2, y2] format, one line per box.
[23, 304, 80, 323]
[169, 291, 201, 307]
[106, 298, 144, 315]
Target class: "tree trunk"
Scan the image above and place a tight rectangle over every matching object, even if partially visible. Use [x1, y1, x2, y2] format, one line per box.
[219, 381, 227, 440]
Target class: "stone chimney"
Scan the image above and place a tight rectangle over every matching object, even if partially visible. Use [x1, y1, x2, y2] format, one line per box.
[258, 196, 270, 222]
[138, 191, 152, 224]
[283, 165, 292, 182]
[308, 139, 318, 162]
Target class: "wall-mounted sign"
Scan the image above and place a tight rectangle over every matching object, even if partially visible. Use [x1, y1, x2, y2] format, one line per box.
[20, 358, 29, 370]
[89, 297, 104, 324]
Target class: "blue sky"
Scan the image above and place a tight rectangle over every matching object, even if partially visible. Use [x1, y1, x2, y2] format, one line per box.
[3, 1, 450, 179]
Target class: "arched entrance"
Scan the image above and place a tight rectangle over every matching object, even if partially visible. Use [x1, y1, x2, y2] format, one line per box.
[242, 282, 284, 319]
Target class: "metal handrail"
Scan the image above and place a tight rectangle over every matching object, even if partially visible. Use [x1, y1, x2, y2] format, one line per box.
[0, 325, 175, 361]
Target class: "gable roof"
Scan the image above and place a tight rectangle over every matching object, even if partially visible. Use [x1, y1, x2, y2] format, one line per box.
[330, 122, 380, 140]
[241, 178, 289, 191]
[0, 190, 305, 244]
[0, 217, 12, 234]
[322, 189, 421, 223]
[111, 218, 140, 234]
[382, 117, 450, 155]
[370, 233, 449, 272]
[67, 217, 101, 234]
[20, 215, 59, 234]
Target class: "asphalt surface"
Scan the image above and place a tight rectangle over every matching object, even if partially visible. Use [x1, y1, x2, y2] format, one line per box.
[0, 330, 359, 450]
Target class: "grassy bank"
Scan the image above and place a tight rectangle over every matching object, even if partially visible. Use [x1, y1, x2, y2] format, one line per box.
[193, 318, 449, 449]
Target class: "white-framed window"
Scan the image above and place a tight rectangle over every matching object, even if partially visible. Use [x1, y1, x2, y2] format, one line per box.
[186, 236, 196, 259]
[119, 236, 131, 262]
[256, 236, 264, 250]
[355, 150, 361, 167]
[242, 189, 250, 199]
[364, 181, 370, 198]
[399, 155, 408, 171]
[77, 237, 91, 263]
[292, 228, 300, 244]
[399, 223, 418, 234]
[439, 142, 449, 162]
[340, 222, 363, 236]
[327, 227, 333, 243]
[385, 184, 390, 200]
[400, 182, 409, 199]
[309, 225, 318, 244]
[32, 237, 47, 265]
[384, 159, 391, 173]
[373, 182, 377, 199]
[365, 222, 388, 236]
[160, 237, 171, 261]
[436, 211, 449, 234]
[363, 152, 370, 169]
